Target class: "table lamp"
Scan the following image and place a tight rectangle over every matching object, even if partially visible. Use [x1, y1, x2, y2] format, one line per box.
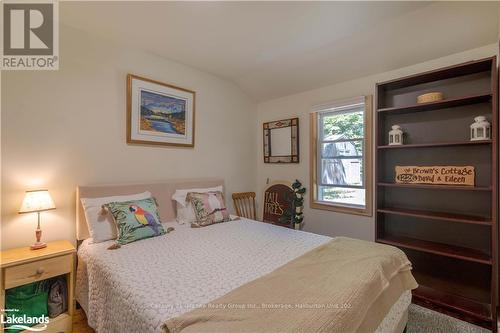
[19, 189, 56, 250]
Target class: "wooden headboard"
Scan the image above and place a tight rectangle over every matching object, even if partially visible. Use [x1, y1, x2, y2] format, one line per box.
[76, 178, 225, 240]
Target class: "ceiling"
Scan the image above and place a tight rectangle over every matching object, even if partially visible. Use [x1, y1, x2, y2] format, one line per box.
[60, 2, 499, 102]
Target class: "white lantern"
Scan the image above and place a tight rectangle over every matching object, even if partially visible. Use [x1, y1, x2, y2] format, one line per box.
[389, 125, 403, 146]
[470, 116, 490, 141]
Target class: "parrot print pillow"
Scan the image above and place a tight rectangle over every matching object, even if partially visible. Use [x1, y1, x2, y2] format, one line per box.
[186, 191, 230, 227]
[105, 197, 166, 245]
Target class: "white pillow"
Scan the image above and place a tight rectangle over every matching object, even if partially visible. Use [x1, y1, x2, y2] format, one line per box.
[81, 191, 152, 243]
[172, 186, 223, 224]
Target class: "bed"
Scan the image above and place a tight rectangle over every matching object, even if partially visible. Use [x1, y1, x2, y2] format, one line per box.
[75, 179, 414, 333]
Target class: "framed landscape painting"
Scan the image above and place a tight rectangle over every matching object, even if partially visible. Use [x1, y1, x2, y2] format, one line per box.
[127, 74, 195, 147]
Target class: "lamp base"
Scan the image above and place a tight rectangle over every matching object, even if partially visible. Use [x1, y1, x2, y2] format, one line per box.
[30, 242, 47, 250]
[31, 227, 46, 250]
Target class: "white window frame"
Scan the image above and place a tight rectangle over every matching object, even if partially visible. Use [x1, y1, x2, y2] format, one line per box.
[310, 95, 373, 216]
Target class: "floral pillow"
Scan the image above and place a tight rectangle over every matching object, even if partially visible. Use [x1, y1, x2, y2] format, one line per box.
[104, 197, 166, 244]
[186, 191, 230, 227]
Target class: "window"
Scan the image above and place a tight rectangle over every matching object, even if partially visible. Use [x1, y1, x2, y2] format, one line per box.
[310, 96, 372, 216]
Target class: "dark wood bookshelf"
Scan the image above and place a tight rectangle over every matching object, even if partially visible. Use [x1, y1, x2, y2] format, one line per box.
[377, 140, 491, 149]
[375, 56, 498, 331]
[377, 93, 491, 115]
[377, 235, 491, 265]
[378, 207, 491, 226]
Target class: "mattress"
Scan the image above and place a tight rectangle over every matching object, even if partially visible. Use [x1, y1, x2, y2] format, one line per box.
[76, 218, 410, 332]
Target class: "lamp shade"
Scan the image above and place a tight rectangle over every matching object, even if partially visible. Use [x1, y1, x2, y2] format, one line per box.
[19, 190, 56, 213]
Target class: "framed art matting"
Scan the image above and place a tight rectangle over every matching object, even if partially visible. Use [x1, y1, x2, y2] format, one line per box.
[127, 74, 195, 147]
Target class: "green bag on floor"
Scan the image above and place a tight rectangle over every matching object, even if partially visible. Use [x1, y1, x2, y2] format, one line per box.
[4, 282, 48, 333]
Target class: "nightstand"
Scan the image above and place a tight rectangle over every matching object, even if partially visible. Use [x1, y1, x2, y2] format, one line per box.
[0, 240, 76, 333]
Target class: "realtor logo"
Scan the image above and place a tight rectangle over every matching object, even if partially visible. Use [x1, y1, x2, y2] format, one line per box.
[1, 308, 49, 331]
[1, 0, 59, 70]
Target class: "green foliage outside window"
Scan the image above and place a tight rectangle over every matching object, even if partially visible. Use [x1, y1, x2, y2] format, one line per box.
[323, 111, 363, 152]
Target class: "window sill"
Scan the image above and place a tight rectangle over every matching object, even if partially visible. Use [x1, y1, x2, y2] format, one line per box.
[310, 200, 372, 217]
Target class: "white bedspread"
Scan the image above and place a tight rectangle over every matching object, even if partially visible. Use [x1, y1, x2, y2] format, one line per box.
[76, 218, 410, 333]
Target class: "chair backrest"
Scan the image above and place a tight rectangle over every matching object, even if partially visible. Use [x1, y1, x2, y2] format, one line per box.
[232, 192, 256, 220]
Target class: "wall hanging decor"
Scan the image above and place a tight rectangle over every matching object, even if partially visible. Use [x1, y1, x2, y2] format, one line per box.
[417, 92, 443, 104]
[388, 125, 404, 146]
[263, 118, 299, 163]
[262, 181, 293, 224]
[127, 74, 195, 147]
[470, 116, 491, 141]
[395, 165, 475, 186]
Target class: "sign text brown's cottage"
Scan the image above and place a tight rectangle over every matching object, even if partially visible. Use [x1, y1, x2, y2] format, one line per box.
[395, 165, 475, 186]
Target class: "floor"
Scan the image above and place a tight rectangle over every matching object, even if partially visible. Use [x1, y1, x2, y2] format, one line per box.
[72, 305, 497, 333]
[406, 304, 491, 333]
[73, 308, 94, 333]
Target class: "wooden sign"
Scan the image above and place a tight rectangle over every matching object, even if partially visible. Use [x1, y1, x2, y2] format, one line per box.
[262, 182, 294, 224]
[395, 166, 475, 186]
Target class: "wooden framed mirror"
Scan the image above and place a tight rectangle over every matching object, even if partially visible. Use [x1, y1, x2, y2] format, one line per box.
[263, 118, 299, 163]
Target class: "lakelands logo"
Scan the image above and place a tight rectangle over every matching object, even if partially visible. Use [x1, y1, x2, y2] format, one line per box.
[1, 312, 49, 331]
[1, 0, 59, 70]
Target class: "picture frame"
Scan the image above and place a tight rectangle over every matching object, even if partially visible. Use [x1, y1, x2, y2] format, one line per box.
[263, 117, 299, 163]
[127, 74, 195, 147]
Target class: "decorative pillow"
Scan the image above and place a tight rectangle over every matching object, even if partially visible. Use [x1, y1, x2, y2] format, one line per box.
[81, 191, 152, 243]
[105, 197, 166, 245]
[172, 186, 223, 224]
[186, 191, 230, 227]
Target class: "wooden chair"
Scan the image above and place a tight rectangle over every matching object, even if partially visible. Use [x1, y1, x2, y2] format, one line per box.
[232, 192, 257, 220]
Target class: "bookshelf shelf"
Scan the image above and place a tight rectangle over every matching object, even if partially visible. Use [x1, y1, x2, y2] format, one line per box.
[377, 140, 491, 149]
[377, 235, 491, 265]
[377, 93, 491, 115]
[377, 182, 492, 191]
[377, 207, 491, 226]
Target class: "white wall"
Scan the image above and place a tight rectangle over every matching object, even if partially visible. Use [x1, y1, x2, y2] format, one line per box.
[256, 43, 498, 241]
[1, 26, 257, 250]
